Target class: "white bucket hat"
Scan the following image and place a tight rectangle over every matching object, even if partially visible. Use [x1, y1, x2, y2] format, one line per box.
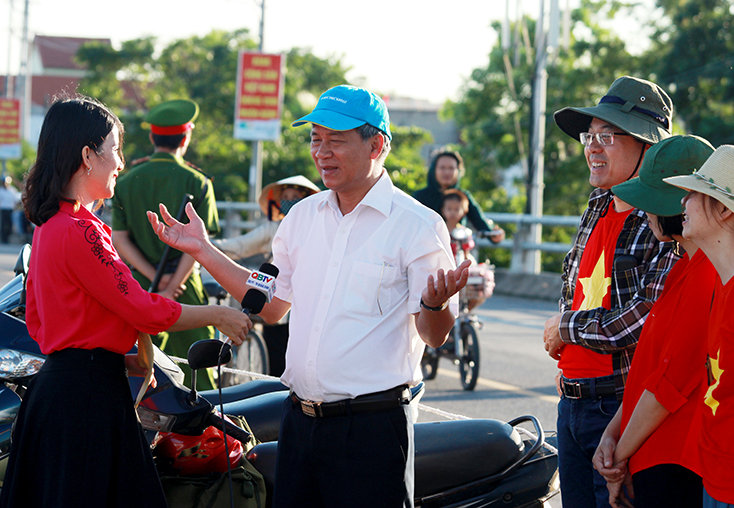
[664, 145, 734, 212]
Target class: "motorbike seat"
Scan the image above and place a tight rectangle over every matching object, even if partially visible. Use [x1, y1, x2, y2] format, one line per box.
[200, 378, 288, 405]
[246, 418, 524, 499]
[413, 419, 524, 497]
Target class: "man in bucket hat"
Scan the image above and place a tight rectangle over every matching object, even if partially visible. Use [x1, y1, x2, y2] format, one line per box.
[146, 84, 471, 507]
[542, 76, 681, 508]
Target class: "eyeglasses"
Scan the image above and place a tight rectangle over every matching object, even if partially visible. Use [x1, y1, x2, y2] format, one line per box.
[579, 132, 631, 146]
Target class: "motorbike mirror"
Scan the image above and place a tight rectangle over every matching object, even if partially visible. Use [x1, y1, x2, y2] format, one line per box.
[13, 244, 31, 277]
[187, 340, 232, 370]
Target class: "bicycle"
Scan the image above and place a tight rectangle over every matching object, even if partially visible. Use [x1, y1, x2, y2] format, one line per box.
[420, 227, 496, 391]
[203, 279, 270, 387]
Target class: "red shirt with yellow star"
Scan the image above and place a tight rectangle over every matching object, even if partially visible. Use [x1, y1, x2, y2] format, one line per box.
[621, 250, 716, 476]
[559, 204, 631, 378]
[700, 273, 734, 502]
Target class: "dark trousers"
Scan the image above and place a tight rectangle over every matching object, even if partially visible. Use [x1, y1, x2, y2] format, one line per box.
[633, 464, 703, 508]
[557, 391, 620, 508]
[1, 209, 12, 243]
[272, 396, 414, 508]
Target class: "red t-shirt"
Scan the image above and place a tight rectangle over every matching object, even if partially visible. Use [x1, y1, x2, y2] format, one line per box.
[560, 204, 631, 378]
[620, 250, 716, 476]
[699, 272, 734, 503]
[26, 202, 182, 355]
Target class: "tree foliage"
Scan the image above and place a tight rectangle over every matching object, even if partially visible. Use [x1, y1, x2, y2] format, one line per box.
[445, 0, 644, 269]
[646, 0, 734, 145]
[75, 32, 433, 206]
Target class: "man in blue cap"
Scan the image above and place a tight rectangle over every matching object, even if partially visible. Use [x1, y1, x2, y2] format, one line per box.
[113, 99, 220, 391]
[147, 85, 471, 507]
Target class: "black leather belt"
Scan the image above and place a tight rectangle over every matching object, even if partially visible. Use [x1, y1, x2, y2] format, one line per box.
[290, 385, 411, 418]
[561, 377, 616, 399]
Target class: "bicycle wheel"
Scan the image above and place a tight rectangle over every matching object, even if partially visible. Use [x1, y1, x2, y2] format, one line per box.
[458, 322, 480, 391]
[220, 329, 270, 387]
[421, 349, 439, 380]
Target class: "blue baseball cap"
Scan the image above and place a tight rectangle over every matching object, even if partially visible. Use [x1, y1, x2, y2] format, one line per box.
[292, 85, 392, 140]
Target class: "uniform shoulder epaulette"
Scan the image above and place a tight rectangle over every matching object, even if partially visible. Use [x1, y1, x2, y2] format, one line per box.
[129, 155, 150, 167]
[183, 160, 214, 180]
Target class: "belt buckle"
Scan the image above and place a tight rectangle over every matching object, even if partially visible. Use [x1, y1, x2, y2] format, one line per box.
[563, 380, 583, 399]
[300, 399, 322, 418]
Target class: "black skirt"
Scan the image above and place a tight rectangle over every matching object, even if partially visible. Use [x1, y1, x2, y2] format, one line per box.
[0, 348, 168, 507]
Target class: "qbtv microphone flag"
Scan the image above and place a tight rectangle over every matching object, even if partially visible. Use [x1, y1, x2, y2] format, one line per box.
[242, 263, 279, 315]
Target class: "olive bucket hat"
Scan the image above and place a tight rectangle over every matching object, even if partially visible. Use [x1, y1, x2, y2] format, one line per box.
[664, 145, 734, 213]
[554, 76, 673, 145]
[612, 135, 715, 216]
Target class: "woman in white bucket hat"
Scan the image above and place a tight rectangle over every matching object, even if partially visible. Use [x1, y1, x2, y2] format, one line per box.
[590, 135, 716, 508]
[664, 145, 734, 508]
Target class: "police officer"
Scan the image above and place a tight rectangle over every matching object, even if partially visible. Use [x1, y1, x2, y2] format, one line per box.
[112, 99, 220, 390]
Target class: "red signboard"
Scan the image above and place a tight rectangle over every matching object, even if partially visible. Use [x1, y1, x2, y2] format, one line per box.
[234, 52, 286, 141]
[0, 99, 21, 159]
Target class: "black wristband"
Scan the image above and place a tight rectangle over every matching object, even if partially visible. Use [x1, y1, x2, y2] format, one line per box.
[420, 297, 449, 312]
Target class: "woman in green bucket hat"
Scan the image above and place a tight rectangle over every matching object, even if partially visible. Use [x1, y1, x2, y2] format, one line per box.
[591, 135, 716, 508]
[663, 145, 734, 507]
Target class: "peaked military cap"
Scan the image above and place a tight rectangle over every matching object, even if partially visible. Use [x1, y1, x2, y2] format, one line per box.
[145, 99, 199, 135]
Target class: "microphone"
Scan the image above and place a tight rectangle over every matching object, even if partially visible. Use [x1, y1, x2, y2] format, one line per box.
[222, 263, 279, 348]
[241, 263, 279, 315]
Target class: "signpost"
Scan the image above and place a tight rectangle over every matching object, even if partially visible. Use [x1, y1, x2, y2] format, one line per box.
[233, 52, 286, 142]
[0, 98, 21, 162]
[233, 50, 286, 211]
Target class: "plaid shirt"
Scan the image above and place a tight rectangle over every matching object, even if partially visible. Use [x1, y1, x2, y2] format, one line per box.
[558, 188, 680, 400]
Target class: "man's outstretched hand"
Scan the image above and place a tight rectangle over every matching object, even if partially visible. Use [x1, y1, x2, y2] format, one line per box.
[147, 202, 209, 257]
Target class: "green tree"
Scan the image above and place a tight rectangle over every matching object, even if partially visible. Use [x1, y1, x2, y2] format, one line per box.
[445, 0, 644, 270]
[76, 31, 357, 203]
[645, 0, 734, 145]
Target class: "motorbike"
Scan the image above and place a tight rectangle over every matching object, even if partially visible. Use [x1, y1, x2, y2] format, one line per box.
[0, 244, 559, 507]
[422, 227, 496, 391]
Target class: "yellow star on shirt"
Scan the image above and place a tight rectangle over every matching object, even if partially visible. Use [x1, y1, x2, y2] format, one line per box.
[705, 352, 723, 416]
[579, 251, 611, 311]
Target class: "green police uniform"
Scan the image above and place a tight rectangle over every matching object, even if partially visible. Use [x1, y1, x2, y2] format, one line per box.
[112, 99, 220, 390]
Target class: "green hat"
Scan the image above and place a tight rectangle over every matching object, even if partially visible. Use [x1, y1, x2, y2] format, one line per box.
[664, 145, 734, 213]
[145, 99, 199, 135]
[554, 76, 673, 145]
[612, 135, 715, 216]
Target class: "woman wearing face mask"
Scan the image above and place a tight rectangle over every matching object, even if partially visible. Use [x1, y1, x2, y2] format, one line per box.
[413, 149, 505, 242]
[663, 145, 734, 508]
[591, 135, 716, 508]
[213, 175, 320, 375]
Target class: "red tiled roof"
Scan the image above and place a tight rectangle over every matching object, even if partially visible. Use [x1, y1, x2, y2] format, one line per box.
[31, 75, 81, 106]
[34, 35, 110, 70]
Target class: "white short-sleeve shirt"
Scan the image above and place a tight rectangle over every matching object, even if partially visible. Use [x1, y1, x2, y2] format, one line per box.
[272, 171, 457, 402]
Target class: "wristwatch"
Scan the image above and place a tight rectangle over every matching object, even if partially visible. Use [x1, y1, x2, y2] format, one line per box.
[420, 298, 449, 311]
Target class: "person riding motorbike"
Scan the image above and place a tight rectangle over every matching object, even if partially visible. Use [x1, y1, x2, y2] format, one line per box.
[413, 149, 505, 242]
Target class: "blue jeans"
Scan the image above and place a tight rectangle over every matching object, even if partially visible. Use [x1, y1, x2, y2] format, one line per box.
[705, 488, 733, 508]
[557, 388, 620, 508]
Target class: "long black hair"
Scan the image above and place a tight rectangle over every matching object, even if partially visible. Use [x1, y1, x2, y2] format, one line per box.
[23, 95, 123, 226]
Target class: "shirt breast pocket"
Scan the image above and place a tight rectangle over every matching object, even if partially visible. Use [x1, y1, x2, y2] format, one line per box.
[345, 261, 399, 317]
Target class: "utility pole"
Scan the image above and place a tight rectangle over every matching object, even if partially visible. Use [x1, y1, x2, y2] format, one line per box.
[524, 0, 559, 274]
[17, 0, 30, 142]
[247, 0, 265, 214]
[4, 0, 14, 98]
